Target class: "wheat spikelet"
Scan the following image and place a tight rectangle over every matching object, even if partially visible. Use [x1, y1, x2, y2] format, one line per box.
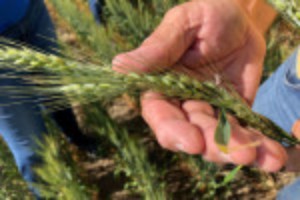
[0, 45, 299, 146]
[268, 0, 300, 28]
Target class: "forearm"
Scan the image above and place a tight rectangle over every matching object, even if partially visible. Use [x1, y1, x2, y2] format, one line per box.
[237, 0, 277, 34]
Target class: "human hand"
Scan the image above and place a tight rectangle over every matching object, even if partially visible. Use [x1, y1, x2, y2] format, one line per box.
[112, 0, 287, 172]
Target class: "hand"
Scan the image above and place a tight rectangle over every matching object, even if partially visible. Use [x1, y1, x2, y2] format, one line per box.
[112, 0, 287, 172]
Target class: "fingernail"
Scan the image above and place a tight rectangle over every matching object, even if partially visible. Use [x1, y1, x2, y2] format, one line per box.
[175, 143, 185, 152]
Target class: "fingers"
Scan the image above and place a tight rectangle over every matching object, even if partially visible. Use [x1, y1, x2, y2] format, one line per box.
[255, 136, 287, 172]
[141, 92, 205, 154]
[112, 1, 202, 73]
[183, 101, 257, 165]
[143, 97, 287, 171]
[185, 104, 287, 171]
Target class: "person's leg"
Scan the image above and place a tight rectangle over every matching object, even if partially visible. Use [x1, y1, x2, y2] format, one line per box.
[0, 89, 47, 191]
[0, 1, 51, 196]
[89, 0, 103, 23]
[0, 0, 91, 197]
[277, 178, 300, 200]
[23, 0, 93, 149]
[253, 47, 300, 133]
[253, 47, 300, 200]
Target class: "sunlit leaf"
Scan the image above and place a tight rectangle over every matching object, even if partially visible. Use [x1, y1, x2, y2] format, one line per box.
[221, 165, 242, 186]
[215, 108, 231, 153]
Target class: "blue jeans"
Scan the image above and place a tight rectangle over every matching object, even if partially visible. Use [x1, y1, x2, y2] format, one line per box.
[89, 0, 103, 23]
[253, 48, 300, 133]
[0, 0, 85, 196]
[253, 47, 300, 200]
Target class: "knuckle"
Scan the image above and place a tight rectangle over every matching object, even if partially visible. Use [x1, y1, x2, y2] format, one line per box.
[164, 5, 186, 20]
[183, 100, 214, 116]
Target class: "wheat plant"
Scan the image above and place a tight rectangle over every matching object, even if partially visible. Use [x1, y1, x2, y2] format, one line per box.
[0, 44, 298, 147]
[83, 104, 167, 200]
[34, 118, 92, 200]
[268, 0, 300, 28]
[0, 138, 33, 199]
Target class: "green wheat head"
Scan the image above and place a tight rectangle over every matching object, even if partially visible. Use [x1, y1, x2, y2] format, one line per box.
[0, 44, 298, 146]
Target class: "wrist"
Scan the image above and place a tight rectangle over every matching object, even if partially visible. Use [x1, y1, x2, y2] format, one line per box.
[237, 0, 277, 34]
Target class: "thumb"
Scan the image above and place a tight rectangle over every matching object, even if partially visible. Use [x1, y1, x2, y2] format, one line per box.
[112, 2, 202, 73]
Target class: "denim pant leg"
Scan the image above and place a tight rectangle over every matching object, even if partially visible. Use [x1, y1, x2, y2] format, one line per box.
[0, 1, 49, 190]
[0, 104, 46, 184]
[89, 0, 103, 23]
[0, 0, 82, 195]
[24, 0, 87, 147]
[277, 179, 300, 200]
[253, 49, 300, 133]
[253, 47, 300, 200]
[5, 0, 86, 143]
[0, 73, 47, 186]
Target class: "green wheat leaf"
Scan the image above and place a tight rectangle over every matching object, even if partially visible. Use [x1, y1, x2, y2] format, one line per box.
[215, 108, 231, 153]
[221, 165, 242, 186]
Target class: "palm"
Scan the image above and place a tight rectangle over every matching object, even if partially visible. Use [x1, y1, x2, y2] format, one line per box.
[173, 0, 266, 103]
